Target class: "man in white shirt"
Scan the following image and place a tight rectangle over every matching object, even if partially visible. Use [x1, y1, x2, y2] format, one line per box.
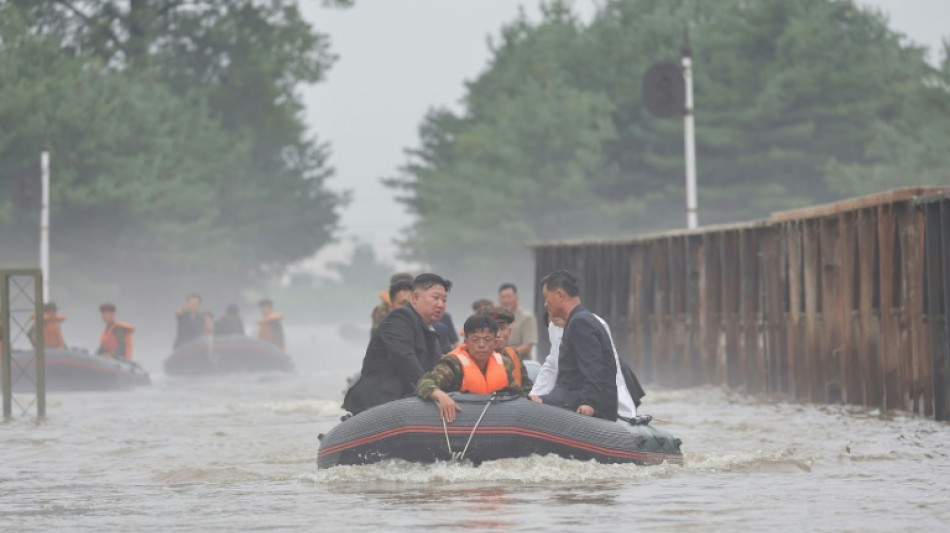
[531, 314, 639, 419]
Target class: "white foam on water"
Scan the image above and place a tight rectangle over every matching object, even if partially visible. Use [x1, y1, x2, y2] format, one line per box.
[300, 455, 682, 485]
[229, 399, 344, 415]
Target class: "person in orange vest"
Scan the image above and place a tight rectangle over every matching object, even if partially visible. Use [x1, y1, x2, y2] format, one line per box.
[256, 298, 285, 350]
[477, 306, 533, 391]
[28, 302, 67, 349]
[416, 315, 525, 422]
[371, 272, 414, 332]
[96, 303, 135, 360]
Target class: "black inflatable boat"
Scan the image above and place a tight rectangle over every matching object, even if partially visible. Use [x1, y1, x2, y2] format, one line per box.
[317, 393, 683, 468]
[5, 347, 151, 391]
[163, 335, 294, 375]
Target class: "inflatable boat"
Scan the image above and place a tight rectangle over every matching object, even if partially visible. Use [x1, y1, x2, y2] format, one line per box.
[4, 347, 151, 391]
[163, 335, 294, 375]
[317, 393, 683, 468]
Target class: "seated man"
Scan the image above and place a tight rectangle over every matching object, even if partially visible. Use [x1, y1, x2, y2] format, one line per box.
[214, 304, 245, 337]
[174, 293, 210, 349]
[417, 315, 525, 422]
[529, 270, 618, 421]
[477, 306, 533, 391]
[343, 273, 452, 415]
[531, 314, 643, 419]
[96, 303, 135, 360]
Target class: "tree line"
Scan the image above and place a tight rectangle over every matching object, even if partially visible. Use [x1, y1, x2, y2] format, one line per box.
[0, 0, 349, 307]
[387, 0, 950, 288]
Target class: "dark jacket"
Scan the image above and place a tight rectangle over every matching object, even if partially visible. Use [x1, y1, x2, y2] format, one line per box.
[554, 304, 619, 421]
[214, 316, 245, 337]
[342, 303, 442, 414]
[174, 311, 206, 349]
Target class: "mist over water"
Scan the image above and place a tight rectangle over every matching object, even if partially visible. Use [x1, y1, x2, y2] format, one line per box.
[2, 323, 948, 532]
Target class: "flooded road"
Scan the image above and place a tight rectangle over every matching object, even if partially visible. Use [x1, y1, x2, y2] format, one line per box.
[2, 324, 948, 532]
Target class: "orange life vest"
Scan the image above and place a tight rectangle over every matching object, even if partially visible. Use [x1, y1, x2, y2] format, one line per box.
[100, 321, 135, 360]
[452, 348, 509, 395]
[43, 312, 66, 349]
[500, 346, 524, 387]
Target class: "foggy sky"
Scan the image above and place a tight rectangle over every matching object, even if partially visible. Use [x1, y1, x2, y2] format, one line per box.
[300, 0, 950, 274]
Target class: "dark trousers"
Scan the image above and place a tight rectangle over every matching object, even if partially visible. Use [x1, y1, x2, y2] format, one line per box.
[539, 387, 582, 411]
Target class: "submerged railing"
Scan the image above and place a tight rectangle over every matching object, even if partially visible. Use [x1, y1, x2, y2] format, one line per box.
[1, 269, 46, 421]
[531, 188, 950, 421]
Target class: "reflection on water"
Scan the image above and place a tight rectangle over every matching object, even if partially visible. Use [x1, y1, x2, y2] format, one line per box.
[2, 324, 949, 532]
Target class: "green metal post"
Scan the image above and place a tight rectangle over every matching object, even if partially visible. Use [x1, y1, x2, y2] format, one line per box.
[1, 273, 11, 421]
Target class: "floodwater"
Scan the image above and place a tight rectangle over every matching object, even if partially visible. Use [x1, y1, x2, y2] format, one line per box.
[2, 324, 949, 532]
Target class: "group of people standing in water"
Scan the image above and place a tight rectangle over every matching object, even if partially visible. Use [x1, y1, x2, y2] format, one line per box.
[343, 270, 645, 423]
[172, 293, 286, 351]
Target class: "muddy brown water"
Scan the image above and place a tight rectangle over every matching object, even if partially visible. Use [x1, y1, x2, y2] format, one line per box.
[2, 324, 948, 532]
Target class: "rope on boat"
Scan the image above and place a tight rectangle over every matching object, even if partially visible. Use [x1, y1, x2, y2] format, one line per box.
[442, 392, 496, 462]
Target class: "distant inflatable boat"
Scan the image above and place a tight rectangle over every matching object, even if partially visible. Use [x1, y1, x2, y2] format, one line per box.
[317, 393, 683, 468]
[163, 335, 294, 375]
[5, 347, 151, 391]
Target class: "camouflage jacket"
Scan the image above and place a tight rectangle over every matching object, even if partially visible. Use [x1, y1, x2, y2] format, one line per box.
[370, 301, 389, 331]
[416, 352, 527, 399]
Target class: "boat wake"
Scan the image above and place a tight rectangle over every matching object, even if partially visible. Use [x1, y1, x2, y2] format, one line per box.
[301, 455, 683, 485]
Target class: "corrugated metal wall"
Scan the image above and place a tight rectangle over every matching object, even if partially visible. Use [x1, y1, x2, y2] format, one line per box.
[531, 188, 950, 420]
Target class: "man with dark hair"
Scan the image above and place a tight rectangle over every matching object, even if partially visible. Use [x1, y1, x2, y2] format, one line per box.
[478, 305, 533, 390]
[214, 304, 245, 337]
[530, 270, 618, 421]
[389, 279, 413, 308]
[417, 315, 525, 422]
[372, 272, 415, 331]
[531, 310, 645, 420]
[174, 293, 210, 349]
[257, 298, 285, 350]
[97, 303, 135, 360]
[343, 273, 452, 414]
[498, 282, 538, 360]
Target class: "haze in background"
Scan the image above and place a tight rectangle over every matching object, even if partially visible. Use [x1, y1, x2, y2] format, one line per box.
[301, 0, 949, 273]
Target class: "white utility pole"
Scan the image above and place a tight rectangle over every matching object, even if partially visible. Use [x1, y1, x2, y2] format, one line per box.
[40, 150, 50, 300]
[682, 31, 698, 229]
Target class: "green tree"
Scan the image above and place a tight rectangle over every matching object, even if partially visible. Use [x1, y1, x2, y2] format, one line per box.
[389, 0, 946, 287]
[0, 2, 348, 305]
[826, 42, 950, 195]
[0, 11, 242, 294]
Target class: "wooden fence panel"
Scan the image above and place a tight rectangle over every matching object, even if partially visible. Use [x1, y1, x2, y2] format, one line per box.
[529, 187, 950, 420]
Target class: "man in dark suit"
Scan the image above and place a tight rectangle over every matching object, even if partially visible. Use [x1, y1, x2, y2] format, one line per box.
[342, 273, 452, 415]
[530, 270, 618, 421]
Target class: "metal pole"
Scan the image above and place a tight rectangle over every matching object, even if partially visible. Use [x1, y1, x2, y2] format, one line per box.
[34, 272, 46, 419]
[1, 273, 11, 421]
[682, 31, 698, 229]
[41, 151, 50, 300]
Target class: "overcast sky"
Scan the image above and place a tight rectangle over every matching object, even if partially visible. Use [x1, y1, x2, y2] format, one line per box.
[299, 0, 949, 274]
